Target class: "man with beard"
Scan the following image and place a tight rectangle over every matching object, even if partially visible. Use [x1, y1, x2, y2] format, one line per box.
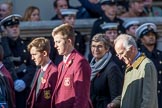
[135, 23, 162, 108]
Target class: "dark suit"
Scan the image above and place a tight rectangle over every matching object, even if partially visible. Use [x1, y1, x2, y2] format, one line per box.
[26, 62, 58, 108]
[1, 36, 36, 108]
[51, 49, 92, 108]
[90, 58, 123, 108]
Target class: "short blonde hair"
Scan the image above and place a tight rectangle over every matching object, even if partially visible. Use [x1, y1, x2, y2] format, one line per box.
[52, 23, 75, 45]
[27, 37, 51, 55]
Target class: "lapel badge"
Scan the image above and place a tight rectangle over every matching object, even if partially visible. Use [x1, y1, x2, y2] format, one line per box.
[41, 77, 46, 84]
[44, 90, 51, 100]
[64, 77, 70, 86]
[65, 59, 73, 68]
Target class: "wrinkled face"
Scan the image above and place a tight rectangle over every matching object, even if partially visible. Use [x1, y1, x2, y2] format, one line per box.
[63, 15, 76, 27]
[126, 25, 139, 36]
[131, 1, 144, 13]
[30, 46, 45, 66]
[91, 41, 108, 61]
[102, 4, 117, 16]
[55, 0, 68, 14]
[30, 9, 40, 21]
[140, 32, 156, 46]
[0, 4, 11, 20]
[105, 29, 118, 43]
[53, 33, 70, 56]
[5, 24, 20, 40]
[115, 41, 134, 66]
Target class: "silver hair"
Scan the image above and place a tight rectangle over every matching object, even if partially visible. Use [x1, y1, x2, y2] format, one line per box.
[114, 34, 137, 51]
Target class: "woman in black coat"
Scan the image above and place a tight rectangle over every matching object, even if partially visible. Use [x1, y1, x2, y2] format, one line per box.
[90, 33, 123, 108]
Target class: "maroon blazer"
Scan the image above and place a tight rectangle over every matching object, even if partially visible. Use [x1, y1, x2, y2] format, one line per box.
[51, 50, 92, 108]
[26, 62, 58, 108]
[0, 65, 16, 108]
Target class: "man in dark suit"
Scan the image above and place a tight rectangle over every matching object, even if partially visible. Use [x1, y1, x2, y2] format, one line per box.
[26, 37, 58, 108]
[0, 14, 36, 108]
[51, 23, 92, 108]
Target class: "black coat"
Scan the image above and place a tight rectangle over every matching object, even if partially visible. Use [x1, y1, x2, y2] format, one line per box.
[90, 58, 123, 108]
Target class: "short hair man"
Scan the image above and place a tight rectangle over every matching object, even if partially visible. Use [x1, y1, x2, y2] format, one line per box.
[51, 23, 92, 108]
[51, 0, 68, 20]
[26, 37, 58, 108]
[0, 14, 36, 108]
[107, 34, 158, 108]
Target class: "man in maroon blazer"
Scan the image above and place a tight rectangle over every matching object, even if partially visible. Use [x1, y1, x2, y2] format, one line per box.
[0, 44, 16, 108]
[51, 23, 92, 108]
[26, 37, 58, 108]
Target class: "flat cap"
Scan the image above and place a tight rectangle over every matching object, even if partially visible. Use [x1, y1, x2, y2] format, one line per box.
[100, 22, 119, 30]
[0, 14, 22, 27]
[135, 23, 157, 38]
[60, 9, 78, 16]
[123, 20, 140, 29]
[100, 0, 117, 5]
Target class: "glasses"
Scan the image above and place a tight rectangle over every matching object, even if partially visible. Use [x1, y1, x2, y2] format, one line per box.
[91, 45, 105, 49]
[116, 50, 128, 58]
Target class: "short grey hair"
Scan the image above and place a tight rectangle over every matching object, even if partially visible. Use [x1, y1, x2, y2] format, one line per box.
[114, 34, 137, 51]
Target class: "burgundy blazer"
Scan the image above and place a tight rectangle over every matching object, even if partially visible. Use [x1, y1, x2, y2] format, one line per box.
[0, 65, 16, 108]
[51, 50, 93, 108]
[26, 62, 58, 108]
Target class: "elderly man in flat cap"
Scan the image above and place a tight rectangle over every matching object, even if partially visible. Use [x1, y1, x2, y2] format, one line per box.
[0, 14, 36, 108]
[136, 23, 162, 108]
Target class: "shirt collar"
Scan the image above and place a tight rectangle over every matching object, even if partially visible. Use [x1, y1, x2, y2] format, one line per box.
[41, 60, 51, 72]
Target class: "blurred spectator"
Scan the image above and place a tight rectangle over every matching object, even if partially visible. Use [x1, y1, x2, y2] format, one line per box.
[89, 0, 124, 61]
[60, 8, 86, 55]
[90, 0, 124, 39]
[120, 0, 146, 18]
[123, 20, 140, 40]
[100, 22, 126, 74]
[51, 0, 68, 20]
[143, 0, 162, 16]
[0, 14, 36, 108]
[135, 23, 162, 108]
[78, 0, 102, 18]
[22, 6, 40, 21]
[0, 1, 13, 21]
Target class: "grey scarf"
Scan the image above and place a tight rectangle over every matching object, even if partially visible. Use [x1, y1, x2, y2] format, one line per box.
[90, 52, 112, 80]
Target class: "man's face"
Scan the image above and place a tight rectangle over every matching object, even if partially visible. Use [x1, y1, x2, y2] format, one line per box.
[131, 1, 144, 13]
[63, 15, 76, 27]
[0, 3, 11, 20]
[105, 29, 118, 43]
[115, 40, 134, 66]
[55, 0, 68, 15]
[53, 32, 70, 56]
[5, 24, 20, 40]
[140, 32, 156, 46]
[102, 4, 117, 16]
[30, 46, 46, 66]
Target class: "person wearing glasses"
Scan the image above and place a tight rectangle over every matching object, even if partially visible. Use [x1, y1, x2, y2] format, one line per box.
[107, 34, 158, 108]
[90, 33, 123, 108]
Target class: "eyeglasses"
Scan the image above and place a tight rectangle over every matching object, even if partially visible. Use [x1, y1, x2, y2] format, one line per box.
[116, 50, 128, 58]
[91, 45, 105, 49]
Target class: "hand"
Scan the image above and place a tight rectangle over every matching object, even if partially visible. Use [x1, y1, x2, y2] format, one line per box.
[14, 79, 26, 92]
[107, 103, 116, 108]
